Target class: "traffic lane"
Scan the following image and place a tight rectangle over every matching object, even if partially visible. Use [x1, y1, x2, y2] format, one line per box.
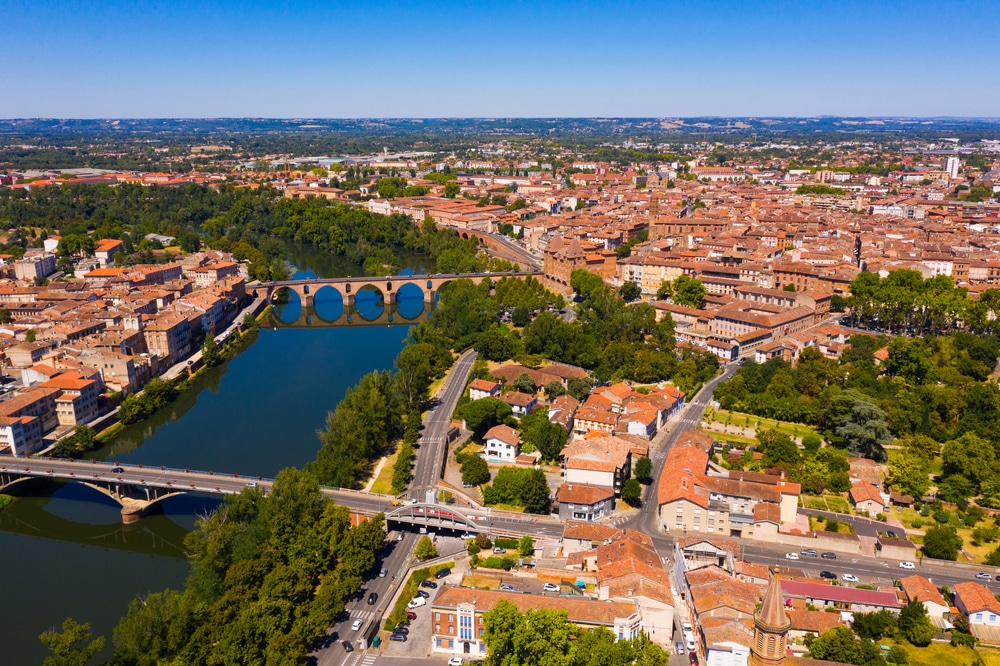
[800, 509, 883, 539]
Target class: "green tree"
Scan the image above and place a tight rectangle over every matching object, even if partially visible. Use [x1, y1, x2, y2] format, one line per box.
[201, 334, 220, 367]
[518, 535, 534, 557]
[0, 308, 10, 324]
[886, 450, 931, 498]
[459, 398, 514, 439]
[619, 281, 641, 302]
[511, 373, 537, 394]
[851, 609, 898, 640]
[835, 399, 892, 461]
[511, 305, 531, 327]
[758, 429, 801, 467]
[25, 329, 36, 342]
[443, 182, 461, 198]
[569, 269, 604, 300]
[672, 275, 707, 308]
[898, 599, 935, 646]
[414, 535, 437, 560]
[942, 432, 996, 491]
[622, 478, 642, 506]
[634, 456, 653, 482]
[808, 626, 864, 664]
[922, 524, 963, 561]
[39, 618, 105, 666]
[520, 471, 551, 515]
[461, 456, 490, 486]
[656, 280, 673, 301]
[543, 381, 567, 400]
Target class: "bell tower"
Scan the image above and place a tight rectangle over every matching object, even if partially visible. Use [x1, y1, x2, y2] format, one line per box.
[751, 575, 791, 666]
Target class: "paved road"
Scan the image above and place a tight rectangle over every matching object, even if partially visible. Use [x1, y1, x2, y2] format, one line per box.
[800, 508, 892, 539]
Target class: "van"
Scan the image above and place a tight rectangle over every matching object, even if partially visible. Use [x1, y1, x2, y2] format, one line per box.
[407, 597, 427, 609]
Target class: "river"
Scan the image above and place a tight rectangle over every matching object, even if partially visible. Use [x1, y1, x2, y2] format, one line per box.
[0, 243, 431, 664]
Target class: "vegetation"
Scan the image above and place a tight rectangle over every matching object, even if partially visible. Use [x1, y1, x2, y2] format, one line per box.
[414, 535, 438, 560]
[481, 467, 550, 514]
[39, 617, 105, 666]
[110, 468, 386, 665]
[481, 600, 668, 666]
[52, 425, 98, 457]
[119, 378, 178, 425]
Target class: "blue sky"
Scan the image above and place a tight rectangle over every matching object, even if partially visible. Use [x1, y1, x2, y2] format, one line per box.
[1, 0, 997, 118]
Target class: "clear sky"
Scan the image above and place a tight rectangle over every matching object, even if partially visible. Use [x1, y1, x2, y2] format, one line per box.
[1, 0, 997, 118]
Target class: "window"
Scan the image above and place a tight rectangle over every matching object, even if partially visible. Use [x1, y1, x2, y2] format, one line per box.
[435, 624, 441, 632]
[449, 640, 454, 648]
[449, 626, 454, 634]
[449, 614, 455, 622]
[435, 612, 441, 620]
[977, 613, 984, 621]
[991, 615, 997, 622]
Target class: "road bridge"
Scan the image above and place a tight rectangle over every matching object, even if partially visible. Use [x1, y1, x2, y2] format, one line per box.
[249, 270, 540, 309]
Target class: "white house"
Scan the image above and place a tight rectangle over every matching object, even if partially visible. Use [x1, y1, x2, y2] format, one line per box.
[483, 425, 520, 462]
[468, 379, 501, 401]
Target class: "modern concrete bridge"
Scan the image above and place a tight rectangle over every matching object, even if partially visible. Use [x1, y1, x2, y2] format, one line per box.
[249, 270, 540, 308]
[0, 457, 563, 536]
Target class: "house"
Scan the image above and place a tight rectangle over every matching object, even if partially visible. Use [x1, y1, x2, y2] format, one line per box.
[778, 580, 901, 614]
[40, 372, 101, 426]
[556, 483, 615, 521]
[849, 481, 887, 516]
[94, 239, 123, 267]
[468, 378, 500, 401]
[954, 581, 1000, 643]
[899, 575, 951, 628]
[572, 407, 618, 437]
[429, 587, 640, 658]
[548, 394, 579, 431]
[562, 434, 633, 492]
[501, 391, 537, 417]
[483, 424, 520, 462]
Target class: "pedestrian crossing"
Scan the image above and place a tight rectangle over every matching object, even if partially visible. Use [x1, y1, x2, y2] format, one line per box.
[348, 608, 377, 621]
[346, 654, 377, 666]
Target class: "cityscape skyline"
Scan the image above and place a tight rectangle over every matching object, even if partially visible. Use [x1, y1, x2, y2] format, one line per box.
[3, 0, 998, 118]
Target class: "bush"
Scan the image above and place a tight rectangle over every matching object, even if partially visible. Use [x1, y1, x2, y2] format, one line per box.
[951, 632, 976, 648]
[475, 534, 493, 550]
[933, 509, 951, 523]
[910, 517, 923, 529]
[876, 513, 887, 522]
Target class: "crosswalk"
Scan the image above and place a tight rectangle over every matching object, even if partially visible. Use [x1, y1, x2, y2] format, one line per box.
[346, 654, 377, 666]
[348, 608, 377, 621]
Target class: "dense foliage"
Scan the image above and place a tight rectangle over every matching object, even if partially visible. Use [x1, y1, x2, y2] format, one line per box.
[481, 467, 551, 514]
[110, 468, 386, 665]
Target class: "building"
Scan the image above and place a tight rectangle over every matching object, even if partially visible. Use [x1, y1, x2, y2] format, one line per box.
[483, 424, 520, 462]
[562, 434, 633, 492]
[778, 580, 901, 614]
[954, 581, 1000, 640]
[14, 253, 57, 280]
[41, 372, 101, 426]
[899, 575, 951, 629]
[468, 379, 501, 401]
[143, 312, 192, 363]
[945, 156, 961, 179]
[749, 576, 790, 666]
[556, 483, 615, 521]
[94, 239, 123, 267]
[429, 587, 640, 658]
[501, 391, 537, 417]
[849, 481, 887, 516]
[188, 261, 239, 288]
[0, 415, 39, 457]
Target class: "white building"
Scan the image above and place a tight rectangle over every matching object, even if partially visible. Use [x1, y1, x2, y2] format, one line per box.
[483, 424, 520, 462]
[945, 156, 961, 179]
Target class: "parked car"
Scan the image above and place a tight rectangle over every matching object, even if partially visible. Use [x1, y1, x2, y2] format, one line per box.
[976, 572, 992, 580]
[448, 659, 464, 666]
[406, 611, 417, 620]
[821, 552, 837, 560]
[435, 568, 452, 580]
[801, 548, 817, 557]
[368, 592, 378, 605]
[407, 597, 426, 609]
[461, 533, 475, 540]
[898, 561, 915, 570]
[784, 552, 799, 560]
[420, 580, 438, 589]
[676, 642, 685, 655]
[886, 530, 898, 539]
[842, 574, 859, 583]
[343, 641, 353, 652]
[416, 589, 430, 598]
[494, 547, 506, 554]
[394, 627, 409, 635]
[689, 653, 699, 666]
[351, 619, 363, 631]
[543, 583, 560, 592]
[498, 583, 517, 592]
[389, 633, 407, 642]
[820, 571, 837, 580]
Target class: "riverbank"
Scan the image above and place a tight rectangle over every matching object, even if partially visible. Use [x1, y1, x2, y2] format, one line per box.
[0, 494, 15, 511]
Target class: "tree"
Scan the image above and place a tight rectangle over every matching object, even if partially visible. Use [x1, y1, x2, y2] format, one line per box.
[619, 281, 641, 302]
[518, 535, 534, 557]
[922, 524, 963, 561]
[656, 280, 673, 301]
[511, 373, 537, 394]
[783, 283, 797, 292]
[898, 599, 935, 646]
[201, 334, 220, 367]
[801, 432, 822, 453]
[886, 450, 931, 498]
[851, 609, 897, 640]
[443, 182, 461, 198]
[835, 399, 892, 461]
[25, 329, 36, 342]
[461, 456, 490, 486]
[39, 617, 105, 666]
[942, 432, 996, 491]
[634, 456, 653, 482]
[414, 535, 437, 560]
[808, 626, 864, 664]
[622, 479, 642, 506]
[570, 269, 604, 300]
[543, 381, 566, 400]
[0, 308, 10, 324]
[672, 275, 707, 308]
[458, 398, 513, 439]
[520, 471, 551, 515]
[511, 305, 531, 327]
[758, 429, 801, 467]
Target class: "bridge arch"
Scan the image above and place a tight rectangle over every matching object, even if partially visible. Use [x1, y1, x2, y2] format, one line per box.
[385, 503, 482, 532]
[312, 284, 346, 323]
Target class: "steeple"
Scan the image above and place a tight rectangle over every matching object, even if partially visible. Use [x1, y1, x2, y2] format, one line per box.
[751, 575, 790, 666]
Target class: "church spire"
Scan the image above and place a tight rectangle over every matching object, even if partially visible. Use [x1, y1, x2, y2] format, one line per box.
[751, 575, 790, 666]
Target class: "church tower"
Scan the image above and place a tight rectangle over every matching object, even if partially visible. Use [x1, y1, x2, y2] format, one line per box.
[751, 575, 791, 666]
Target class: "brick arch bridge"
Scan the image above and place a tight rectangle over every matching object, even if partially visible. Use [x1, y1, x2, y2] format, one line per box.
[250, 271, 540, 308]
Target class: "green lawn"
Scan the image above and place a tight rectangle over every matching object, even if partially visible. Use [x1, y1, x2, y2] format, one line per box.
[704, 430, 758, 446]
[369, 450, 399, 495]
[881, 638, 980, 666]
[709, 410, 820, 440]
[802, 495, 852, 515]
[890, 505, 995, 564]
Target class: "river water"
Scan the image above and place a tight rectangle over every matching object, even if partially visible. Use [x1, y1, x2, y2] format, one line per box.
[0, 244, 430, 664]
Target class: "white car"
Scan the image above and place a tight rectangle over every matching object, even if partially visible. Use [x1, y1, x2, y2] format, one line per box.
[407, 597, 426, 609]
[898, 561, 915, 570]
[842, 574, 859, 583]
[351, 619, 363, 631]
[784, 552, 799, 560]
[543, 583, 560, 592]
[448, 659, 464, 666]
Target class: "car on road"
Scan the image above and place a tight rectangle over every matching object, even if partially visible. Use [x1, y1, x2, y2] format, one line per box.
[820, 571, 837, 580]
[976, 572, 992, 580]
[543, 583, 560, 592]
[111, 467, 124, 473]
[675, 642, 685, 655]
[245, 481, 258, 488]
[821, 552, 837, 560]
[461, 533, 475, 539]
[389, 633, 407, 642]
[689, 653, 699, 666]
[407, 597, 426, 609]
[409, 498, 419, 504]
[379, 568, 388, 578]
[784, 552, 799, 560]
[801, 548, 817, 557]
[898, 561, 915, 570]
[449, 659, 464, 666]
[435, 568, 452, 579]
[368, 592, 378, 605]
[498, 583, 517, 592]
[842, 574, 859, 583]
[416, 589, 430, 598]
[343, 641, 353, 652]
[351, 619, 363, 631]
[420, 580, 438, 589]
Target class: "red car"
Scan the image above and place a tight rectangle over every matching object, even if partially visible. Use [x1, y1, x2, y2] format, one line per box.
[406, 611, 417, 621]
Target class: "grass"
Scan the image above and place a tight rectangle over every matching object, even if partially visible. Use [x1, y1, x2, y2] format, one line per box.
[485, 503, 525, 512]
[826, 496, 851, 513]
[881, 638, 981, 666]
[808, 514, 854, 534]
[704, 429, 758, 446]
[801, 494, 853, 515]
[890, 505, 999, 564]
[462, 575, 502, 590]
[369, 450, 399, 495]
[0, 494, 16, 511]
[708, 410, 820, 440]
